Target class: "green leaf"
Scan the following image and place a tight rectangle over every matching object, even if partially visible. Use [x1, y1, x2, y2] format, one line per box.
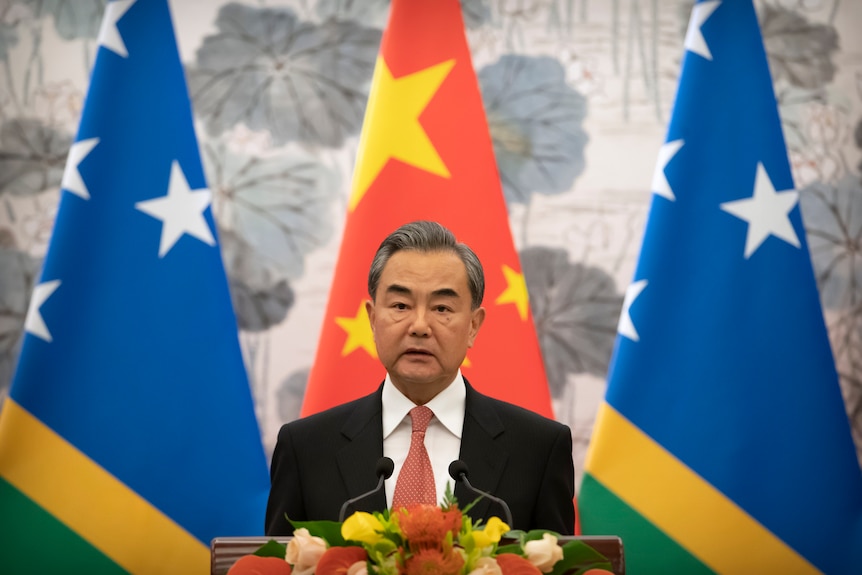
[550, 541, 612, 575]
[254, 540, 287, 558]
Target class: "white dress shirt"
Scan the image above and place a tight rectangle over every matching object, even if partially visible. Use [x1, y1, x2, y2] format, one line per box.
[382, 372, 465, 509]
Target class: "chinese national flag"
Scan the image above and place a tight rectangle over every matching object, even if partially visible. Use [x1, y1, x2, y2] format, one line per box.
[301, 0, 553, 419]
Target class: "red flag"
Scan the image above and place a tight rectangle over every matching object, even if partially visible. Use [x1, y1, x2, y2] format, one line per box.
[301, 0, 553, 419]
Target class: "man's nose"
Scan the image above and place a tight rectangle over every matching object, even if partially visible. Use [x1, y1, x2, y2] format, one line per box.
[409, 309, 430, 337]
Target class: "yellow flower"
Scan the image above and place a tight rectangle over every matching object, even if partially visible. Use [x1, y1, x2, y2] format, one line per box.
[471, 517, 510, 548]
[342, 511, 385, 545]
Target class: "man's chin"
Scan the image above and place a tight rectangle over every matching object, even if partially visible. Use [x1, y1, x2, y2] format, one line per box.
[391, 368, 451, 391]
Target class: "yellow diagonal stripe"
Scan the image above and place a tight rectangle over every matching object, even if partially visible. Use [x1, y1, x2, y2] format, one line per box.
[584, 401, 819, 574]
[0, 400, 207, 574]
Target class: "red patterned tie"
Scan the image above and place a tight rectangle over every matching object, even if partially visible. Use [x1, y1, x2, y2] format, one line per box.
[392, 406, 436, 510]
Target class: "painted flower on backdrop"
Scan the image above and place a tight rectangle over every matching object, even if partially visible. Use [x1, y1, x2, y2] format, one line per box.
[799, 176, 862, 314]
[227, 497, 613, 575]
[313, 0, 390, 28]
[478, 55, 588, 206]
[187, 2, 381, 147]
[759, 3, 838, 91]
[520, 247, 622, 398]
[799, 175, 862, 442]
[0, 248, 42, 396]
[203, 141, 337, 331]
[19, 0, 105, 40]
[0, 119, 71, 197]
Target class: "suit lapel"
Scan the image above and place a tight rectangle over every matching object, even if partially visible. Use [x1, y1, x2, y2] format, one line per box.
[336, 386, 387, 513]
[457, 383, 509, 522]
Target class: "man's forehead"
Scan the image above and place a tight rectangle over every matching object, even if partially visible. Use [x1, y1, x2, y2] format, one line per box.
[379, 251, 469, 294]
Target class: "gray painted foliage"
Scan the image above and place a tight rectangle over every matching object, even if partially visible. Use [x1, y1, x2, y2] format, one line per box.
[0, 118, 70, 196]
[314, 0, 391, 26]
[220, 229, 296, 333]
[521, 246, 622, 397]
[479, 55, 588, 206]
[277, 368, 309, 426]
[204, 144, 340, 281]
[20, 0, 104, 40]
[800, 174, 862, 450]
[203, 143, 338, 331]
[800, 175, 862, 313]
[187, 2, 382, 147]
[460, 0, 490, 29]
[0, 18, 19, 60]
[760, 3, 839, 91]
[0, 248, 41, 393]
[313, 0, 489, 29]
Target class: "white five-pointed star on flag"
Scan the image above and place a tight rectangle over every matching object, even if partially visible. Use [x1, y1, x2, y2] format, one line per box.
[720, 162, 801, 259]
[24, 280, 61, 342]
[61, 138, 99, 200]
[651, 139, 684, 201]
[618, 279, 648, 342]
[136, 161, 216, 258]
[97, 0, 137, 58]
[685, 0, 721, 60]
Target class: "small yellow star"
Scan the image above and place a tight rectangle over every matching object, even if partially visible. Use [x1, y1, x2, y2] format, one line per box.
[335, 303, 378, 359]
[348, 56, 454, 211]
[495, 265, 530, 321]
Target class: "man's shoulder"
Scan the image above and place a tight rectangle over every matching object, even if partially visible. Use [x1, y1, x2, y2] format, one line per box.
[280, 388, 382, 435]
[466, 384, 569, 432]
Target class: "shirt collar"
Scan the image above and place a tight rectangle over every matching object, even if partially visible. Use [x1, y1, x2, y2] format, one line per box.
[382, 371, 466, 439]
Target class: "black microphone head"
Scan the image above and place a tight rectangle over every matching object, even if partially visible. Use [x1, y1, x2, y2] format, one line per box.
[377, 457, 395, 479]
[448, 460, 469, 481]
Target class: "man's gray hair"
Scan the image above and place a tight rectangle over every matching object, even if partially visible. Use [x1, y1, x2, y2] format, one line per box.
[368, 220, 485, 309]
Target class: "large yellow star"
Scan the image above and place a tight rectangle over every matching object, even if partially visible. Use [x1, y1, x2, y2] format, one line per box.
[495, 265, 530, 321]
[335, 303, 378, 359]
[348, 57, 455, 211]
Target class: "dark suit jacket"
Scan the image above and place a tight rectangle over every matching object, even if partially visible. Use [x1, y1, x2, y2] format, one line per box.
[265, 381, 575, 535]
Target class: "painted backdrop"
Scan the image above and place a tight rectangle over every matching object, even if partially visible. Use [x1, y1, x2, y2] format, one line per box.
[1, 0, 860, 486]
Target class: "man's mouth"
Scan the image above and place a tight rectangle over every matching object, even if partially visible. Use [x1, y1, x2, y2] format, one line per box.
[404, 348, 432, 356]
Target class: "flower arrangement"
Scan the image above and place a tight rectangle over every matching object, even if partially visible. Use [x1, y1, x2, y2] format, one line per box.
[229, 494, 613, 575]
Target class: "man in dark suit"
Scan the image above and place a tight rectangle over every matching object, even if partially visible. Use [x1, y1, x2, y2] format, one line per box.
[266, 221, 574, 535]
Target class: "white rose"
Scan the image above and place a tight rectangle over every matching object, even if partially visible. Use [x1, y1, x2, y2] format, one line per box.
[286, 528, 328, 575]
[523, 533, 564, 573]
[468, 557, 503, 575]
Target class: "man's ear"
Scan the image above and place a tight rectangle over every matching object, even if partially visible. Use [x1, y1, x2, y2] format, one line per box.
[467, 306, 486, 347]
[364, 299, 376, 337]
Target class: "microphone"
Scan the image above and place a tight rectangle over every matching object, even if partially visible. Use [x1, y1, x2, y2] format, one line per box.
[448, 460, 513, 528]
[339, 457, 394, 522]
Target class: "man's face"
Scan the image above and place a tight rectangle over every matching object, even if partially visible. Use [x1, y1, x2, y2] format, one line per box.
[366, 249, 485, 403]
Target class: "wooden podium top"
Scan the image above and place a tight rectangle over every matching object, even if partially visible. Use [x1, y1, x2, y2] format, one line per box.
[210, 535, 625, 575]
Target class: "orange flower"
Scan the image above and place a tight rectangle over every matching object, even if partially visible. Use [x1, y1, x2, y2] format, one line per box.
[316, 546, 368, 575]
[227, 554, 293, 575]
[401, 547, 465, 575]
[394, 504, 462, 550]
[494, 554, 542, 575]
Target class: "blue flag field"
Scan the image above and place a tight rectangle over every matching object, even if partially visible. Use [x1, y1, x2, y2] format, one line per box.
[579, 0, 862, 573]
[0, 0, 270, 572]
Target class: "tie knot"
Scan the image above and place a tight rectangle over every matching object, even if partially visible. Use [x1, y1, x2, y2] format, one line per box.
[410, 406, 433, 432]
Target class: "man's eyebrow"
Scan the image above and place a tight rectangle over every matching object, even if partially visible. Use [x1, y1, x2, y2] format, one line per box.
[430, 287, 459, 299]
[383, 285, 461, 299]
[385, 284, 412, 296]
